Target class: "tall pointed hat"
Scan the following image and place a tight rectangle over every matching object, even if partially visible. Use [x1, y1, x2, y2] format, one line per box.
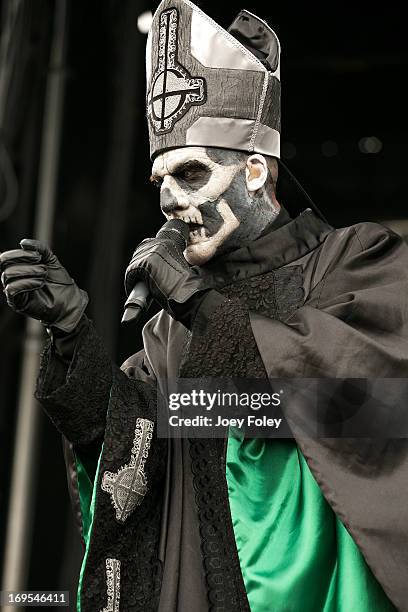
[146, 0, 281, 160]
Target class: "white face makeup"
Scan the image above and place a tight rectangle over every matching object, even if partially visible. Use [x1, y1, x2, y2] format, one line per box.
[150, 146, 279, 265]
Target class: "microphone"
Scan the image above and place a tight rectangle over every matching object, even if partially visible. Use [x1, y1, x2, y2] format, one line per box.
[121, 218, 190, 324]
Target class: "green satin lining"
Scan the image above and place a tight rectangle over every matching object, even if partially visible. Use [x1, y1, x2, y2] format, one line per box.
[226, 433, 395, 612]
[75, 455, 94, 545]
[75, 445, 104, 612]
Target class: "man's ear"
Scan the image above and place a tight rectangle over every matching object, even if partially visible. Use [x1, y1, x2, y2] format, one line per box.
[245, 154, 268, 194]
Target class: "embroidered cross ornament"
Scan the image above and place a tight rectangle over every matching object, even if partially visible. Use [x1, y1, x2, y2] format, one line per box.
[101, 418, 154, 523]
[147, 7, 206, 134]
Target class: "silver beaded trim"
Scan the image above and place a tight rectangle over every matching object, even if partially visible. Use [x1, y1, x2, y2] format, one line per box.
[101, 418, 154, 523]
[249, 72, 270, 152]
[100, 558, 121, 612]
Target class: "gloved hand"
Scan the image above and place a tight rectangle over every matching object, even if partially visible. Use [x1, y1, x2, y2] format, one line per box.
[0, 239, 89, 333]
[124, 219, 210, 326]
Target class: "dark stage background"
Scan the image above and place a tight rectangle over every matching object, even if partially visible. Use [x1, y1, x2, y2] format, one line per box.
[0, 0, 406, 607]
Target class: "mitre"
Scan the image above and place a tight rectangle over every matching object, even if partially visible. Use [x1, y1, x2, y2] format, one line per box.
[146, 0, 281, 160]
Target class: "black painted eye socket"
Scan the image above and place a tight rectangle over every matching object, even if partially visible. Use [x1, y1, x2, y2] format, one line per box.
[178, 168, 198, 180]
[174, 162, 211, 186]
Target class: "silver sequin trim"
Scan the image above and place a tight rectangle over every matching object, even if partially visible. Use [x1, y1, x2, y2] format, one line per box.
[101, 418, 154, 523]
[100, 558, 121, 612]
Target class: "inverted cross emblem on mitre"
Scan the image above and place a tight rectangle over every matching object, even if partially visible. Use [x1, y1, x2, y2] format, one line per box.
[147, 7, 206, 135]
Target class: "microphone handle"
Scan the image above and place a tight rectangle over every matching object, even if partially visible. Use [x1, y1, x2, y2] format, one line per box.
[121, 281, 150, 323]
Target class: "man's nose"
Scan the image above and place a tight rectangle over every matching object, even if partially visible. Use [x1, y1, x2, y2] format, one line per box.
[160, 187, 189, 214]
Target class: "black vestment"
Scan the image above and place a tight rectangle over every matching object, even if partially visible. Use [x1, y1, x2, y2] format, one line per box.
[36, 209, 408, 611]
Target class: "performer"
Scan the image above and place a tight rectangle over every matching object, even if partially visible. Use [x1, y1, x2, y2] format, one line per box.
[1, 2, 407, 610]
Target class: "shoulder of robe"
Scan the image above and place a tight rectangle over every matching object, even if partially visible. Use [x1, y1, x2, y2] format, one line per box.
[320, 220, 400, 260]
[351, 220, 404, 252]
[305, 221, 406, 292]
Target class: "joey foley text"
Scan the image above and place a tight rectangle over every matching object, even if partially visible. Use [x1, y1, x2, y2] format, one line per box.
[166, 389, 284, 430]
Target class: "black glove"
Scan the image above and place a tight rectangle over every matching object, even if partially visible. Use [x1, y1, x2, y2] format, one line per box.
[0, 239, 88, 333]
[124, 219, 210, 327]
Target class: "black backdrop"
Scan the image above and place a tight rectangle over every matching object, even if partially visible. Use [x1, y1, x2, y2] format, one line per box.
[0, 0, 406, 603]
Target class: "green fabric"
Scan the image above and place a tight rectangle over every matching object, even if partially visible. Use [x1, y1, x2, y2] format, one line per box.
[75, 453, 97, 545]
[75, 444, 104, 612]
[226, 432, 395, 612]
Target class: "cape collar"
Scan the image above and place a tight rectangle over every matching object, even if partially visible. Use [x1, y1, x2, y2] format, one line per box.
[199, 208, 333, 286]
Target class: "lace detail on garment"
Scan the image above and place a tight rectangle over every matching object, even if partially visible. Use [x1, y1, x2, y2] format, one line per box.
[182, 269, 303, 379]
[36, 319, 165, 609]
[222, 267, 304, 321]
[182, 296, 266, 379]
[35, 318, 113, 446]
[189, 438, 251, 612]
[181, 267, 304, 612]
[80, 369, 165, 612]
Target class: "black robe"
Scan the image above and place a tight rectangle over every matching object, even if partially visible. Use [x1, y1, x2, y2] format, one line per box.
[36, 208, 408, 611]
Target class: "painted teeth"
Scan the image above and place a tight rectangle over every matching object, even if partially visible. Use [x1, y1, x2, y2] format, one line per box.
[187, 223, 205, 239]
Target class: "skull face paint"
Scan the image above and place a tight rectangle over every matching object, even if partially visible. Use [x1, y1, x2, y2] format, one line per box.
[150, 146, 279, 265]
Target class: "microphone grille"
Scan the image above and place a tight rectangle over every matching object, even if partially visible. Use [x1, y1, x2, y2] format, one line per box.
[156, 218, 190, 248]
